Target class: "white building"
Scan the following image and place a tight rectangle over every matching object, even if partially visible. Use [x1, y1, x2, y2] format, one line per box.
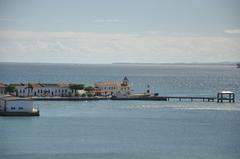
[14, 83, 75, 97]
[0, 96, 39, 116]
[95, 77, 131, 96]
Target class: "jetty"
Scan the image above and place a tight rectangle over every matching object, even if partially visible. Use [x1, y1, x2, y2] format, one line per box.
[163, 96, 216, 102]
[111, 95, 216, 102]
[30, 91, 235, 103]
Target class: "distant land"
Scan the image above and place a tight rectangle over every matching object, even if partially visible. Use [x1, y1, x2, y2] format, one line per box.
[112, 62, 240, 66]
[0, 61, 239, 66]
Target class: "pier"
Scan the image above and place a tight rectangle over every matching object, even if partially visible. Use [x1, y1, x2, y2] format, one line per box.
[30, 94, 235, 103]
[111, 95, 217, 102]
[162, 96, 216, 102]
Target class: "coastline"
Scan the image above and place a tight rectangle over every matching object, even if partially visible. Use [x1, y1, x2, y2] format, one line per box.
[30, 96, 110, 101]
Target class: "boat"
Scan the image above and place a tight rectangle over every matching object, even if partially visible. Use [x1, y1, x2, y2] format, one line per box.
[0, 96, 40, 116]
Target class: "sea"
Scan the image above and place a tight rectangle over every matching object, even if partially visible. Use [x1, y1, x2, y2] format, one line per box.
[0, 63, 240, 159]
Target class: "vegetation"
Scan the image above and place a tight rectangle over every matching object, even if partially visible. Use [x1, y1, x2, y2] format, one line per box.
[84, 86, 94, 92]
[69, 84, 85, 90]
[5, 84, 16, 93]
[87, 93, 93, 97]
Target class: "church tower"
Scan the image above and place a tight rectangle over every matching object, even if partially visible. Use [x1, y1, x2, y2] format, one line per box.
[122, 76, 129, 86]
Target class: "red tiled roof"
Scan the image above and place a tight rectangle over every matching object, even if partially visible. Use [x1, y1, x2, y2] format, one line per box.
[0, 83, 6, 88]
[95, 81, 122, 86]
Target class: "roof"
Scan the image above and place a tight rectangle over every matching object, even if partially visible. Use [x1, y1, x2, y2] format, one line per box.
[95, 81, 122, 86]
[0, 83, 6, 88]
[13, 83, 70, 89]
[58, 84, 70, 88]
[123, 76, 129, 81]
[41, 84, 59, 88]
[220, 91, 234, 94]
[30, 83, 43, 88]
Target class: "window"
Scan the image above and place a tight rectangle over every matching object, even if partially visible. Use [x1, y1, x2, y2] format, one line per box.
[20, 90, 22, 93]
[19, 107, 23, 110]
[23, 90, 25, 93]
[38, 90, 40, 93]
[11, 107, 16, 110]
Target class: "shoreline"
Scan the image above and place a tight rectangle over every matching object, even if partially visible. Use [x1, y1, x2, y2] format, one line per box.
[30, 96, 110, 101]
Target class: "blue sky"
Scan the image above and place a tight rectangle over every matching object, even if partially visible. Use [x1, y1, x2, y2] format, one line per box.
[0, 0, 240, 63]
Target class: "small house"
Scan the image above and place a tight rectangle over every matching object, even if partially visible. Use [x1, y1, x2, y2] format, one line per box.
[0, 96, 39, 116]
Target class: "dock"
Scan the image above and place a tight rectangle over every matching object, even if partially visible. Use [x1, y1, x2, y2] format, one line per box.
[162, 96, 216, 102]
[24, 92, 235, 103]
[111, 95, 217, 102]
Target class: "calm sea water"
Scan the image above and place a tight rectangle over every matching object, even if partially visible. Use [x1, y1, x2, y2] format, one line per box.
[0, 63, 240, 159]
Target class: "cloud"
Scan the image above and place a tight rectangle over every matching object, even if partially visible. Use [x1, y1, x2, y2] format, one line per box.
[0, 30, 240, 63]
[224, 29, 240, 34]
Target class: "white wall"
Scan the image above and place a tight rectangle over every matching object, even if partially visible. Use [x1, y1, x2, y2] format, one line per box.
[15, 87, 74, 97]
[0, 100, 5, 111]
[6, 100, 33, 112]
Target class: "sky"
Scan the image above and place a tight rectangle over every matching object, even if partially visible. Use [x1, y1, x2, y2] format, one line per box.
[0, 0, 240, 64]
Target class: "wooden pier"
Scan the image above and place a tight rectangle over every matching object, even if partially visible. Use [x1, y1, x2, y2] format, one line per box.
[112, 96, 217, 102]
[162, 96, 216, 102]
[30, 92, 235, 103]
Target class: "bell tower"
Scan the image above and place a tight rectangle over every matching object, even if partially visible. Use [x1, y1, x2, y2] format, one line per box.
[122, 76, 129, 86]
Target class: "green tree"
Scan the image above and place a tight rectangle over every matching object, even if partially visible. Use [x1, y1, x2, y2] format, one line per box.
[6, 84, 16, 93]
[81, 93, 86, 97]
[69, 84, 85, 90]
[84, 86, 94, 92]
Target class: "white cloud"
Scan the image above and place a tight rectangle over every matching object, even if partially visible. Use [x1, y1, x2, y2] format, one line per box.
[224, 29, 240, 34]
[0, 30, 240, 63]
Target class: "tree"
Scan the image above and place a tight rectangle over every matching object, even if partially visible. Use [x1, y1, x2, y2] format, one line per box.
[6, 84, 16, 94]
[81, 93, 86, 97]
[69, 84, 84, 91]
[84, 86, 94, 92]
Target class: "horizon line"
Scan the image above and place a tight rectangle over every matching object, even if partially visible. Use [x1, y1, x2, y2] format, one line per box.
[0, 61, 239, 65]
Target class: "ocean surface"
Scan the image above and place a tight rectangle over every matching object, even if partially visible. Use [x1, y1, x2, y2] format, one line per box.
[0, 63, 240, 159]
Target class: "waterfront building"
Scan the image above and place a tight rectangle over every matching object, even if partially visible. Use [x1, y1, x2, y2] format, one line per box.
[217, 91, 235, 103]
[0, 83, 6, 96]
[0, 96, 39, 116]
[95, 77, 131, 96]
[14, 83, 75, 97]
